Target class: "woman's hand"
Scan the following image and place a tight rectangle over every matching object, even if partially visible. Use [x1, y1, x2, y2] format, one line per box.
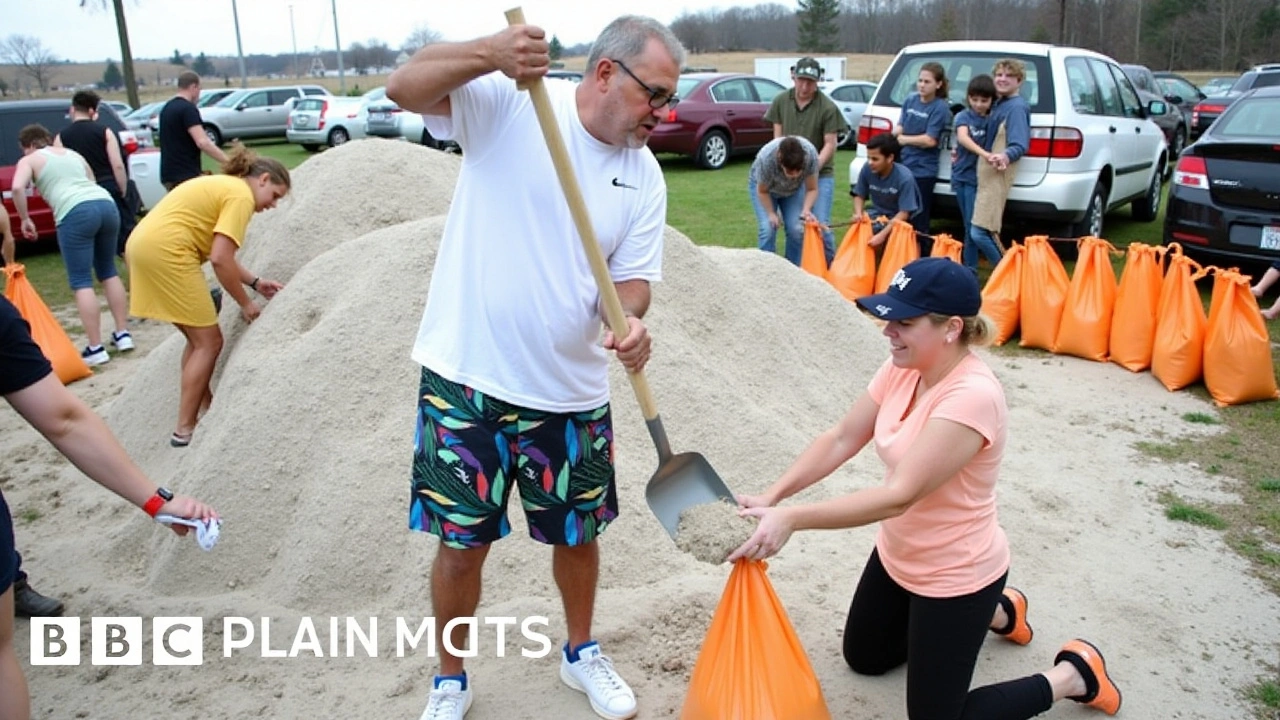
[255, 278, 284, 299]
[767, 211, 781, 230]
[240, 300, 261, 323]
[726, 506, 795, 562]
[20, 218, 37, 240]
[735, 491, 777, 509]
[156, 495, 219, 536]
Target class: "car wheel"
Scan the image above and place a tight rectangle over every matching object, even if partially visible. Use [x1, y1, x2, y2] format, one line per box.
[1165, 127, 1186, 179]
[203, 125, 223, 147]
[1070, 182, 1107, 238]
[328, 127, 350, 147]
[837, 125, 853, 149]
[301, 144, 321, 153]
[1131, 165, 1162, 222]
[696, 131, 729, 170]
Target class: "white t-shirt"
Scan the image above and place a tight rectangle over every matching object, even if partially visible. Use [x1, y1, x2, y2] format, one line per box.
[413, 73, 667, 412]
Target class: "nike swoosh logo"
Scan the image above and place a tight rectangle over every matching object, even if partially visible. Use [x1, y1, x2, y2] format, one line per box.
[611, 177, 637, 190]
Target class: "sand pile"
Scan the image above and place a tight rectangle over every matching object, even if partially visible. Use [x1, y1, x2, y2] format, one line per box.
[675, 500, 757, 565]
[14, 139, 1280, 718]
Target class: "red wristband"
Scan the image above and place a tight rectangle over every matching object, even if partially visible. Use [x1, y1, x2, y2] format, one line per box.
[143, 493, 167, 517]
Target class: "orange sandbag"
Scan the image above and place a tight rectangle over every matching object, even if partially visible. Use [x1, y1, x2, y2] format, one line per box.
[799, 220, 828, 277]
[1151, 246, 1209, 392]
[1109, 243, 1167, 372]
[825, 216, 876, 300]
[1203, 267, 1279, 406]
[929, 233, 963, 263]
[681, 561, 831, 720]
[1053, 236, 1119, 361]
[874, 219, 920, 293]
[1019, 235, 1071, 351]
[3, 264, 92, 385]
[981, 242, 1024, 346]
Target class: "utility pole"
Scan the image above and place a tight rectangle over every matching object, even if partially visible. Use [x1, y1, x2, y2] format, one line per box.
[290, 4, 300, 78]
[231, 0, 247, 87]
[331, 0, 346, 93]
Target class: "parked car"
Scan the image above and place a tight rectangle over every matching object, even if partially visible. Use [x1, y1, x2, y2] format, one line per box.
[1164, 86, 1280, 270]
[363, 98, 460, 153]
[123, 100, 165, 147]
[819, 79, 876, 148]
[1, 99, 143, 242]
[1191, 68, 1280, 139]
[646, 72, 786, 169]
[1200, 76, 1238, 96]
[125, 147, 166, 212]
[286, 87, 385, 151]
[199, 84, 331, 145]
[197, 88, 235, 108]
[852, 41, 1168, 239]
[1122, 64, 1188, 167]
[104, 100, 133, 116]
[1153, 71, 1205, 132]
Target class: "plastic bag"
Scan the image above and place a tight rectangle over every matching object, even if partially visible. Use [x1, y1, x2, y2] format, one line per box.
[1109, 243, 1166, 372]
[3, 264, 92, 384]
[681, 561, 832, 720]
[874, 219, 920, 293]
[1053, 236, 1119, 362]
[1203, 267, 1279, 406]
[1152, 246, 1209, 392]
[825, 216, 876, 300]
[929, 233, 964, 263]
[981, 242, 1024, 346]
[1019, 236, 1071, 352]
[800, 220, 828, 278]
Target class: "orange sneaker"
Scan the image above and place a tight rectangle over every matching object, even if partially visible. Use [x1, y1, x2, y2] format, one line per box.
[994, 587, 1033, 645]
[1055, 639, 1122, 715]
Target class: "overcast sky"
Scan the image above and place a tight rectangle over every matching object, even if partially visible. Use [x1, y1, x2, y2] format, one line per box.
[2, 0, 737, 63]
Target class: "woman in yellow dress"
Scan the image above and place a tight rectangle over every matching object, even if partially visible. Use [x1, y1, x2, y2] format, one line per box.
[127, 145, 290, 447]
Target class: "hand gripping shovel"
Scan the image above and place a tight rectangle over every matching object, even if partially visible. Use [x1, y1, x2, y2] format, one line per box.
[506, 7, 735, 539]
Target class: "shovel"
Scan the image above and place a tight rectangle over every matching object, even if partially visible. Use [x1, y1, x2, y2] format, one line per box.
[505, 7, 735, 539]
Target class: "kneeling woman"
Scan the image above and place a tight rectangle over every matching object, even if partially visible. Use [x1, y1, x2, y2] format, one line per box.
[126, 145, 290, 447]
[729, 257, 1122, 719]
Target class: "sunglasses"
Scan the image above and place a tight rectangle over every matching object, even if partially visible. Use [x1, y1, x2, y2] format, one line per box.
[609, 58, 680, 110]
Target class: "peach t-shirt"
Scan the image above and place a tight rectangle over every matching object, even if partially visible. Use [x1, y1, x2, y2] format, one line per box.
[866, 353, 1010, 597]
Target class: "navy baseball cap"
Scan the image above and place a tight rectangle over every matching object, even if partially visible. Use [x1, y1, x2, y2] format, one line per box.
[855, 257, 982, 320]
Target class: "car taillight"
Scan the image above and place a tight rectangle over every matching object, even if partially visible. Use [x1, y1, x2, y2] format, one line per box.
[857, 115, 892, 145]
[1172, 155, 1209, 189]
[1025, 127, 1083, 158]
[318, 100, 328, 129]
[664, 107, 677, 123]
[118, 130, 139, 155]
[1196, 103, 1227, 114]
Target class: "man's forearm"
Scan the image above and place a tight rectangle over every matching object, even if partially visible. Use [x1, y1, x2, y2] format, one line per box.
[388, 38, 497, 115]
[613, 279, 651, 319]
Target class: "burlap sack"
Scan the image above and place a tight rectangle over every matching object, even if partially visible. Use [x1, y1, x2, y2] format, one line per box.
[972, 121, 1017, 234]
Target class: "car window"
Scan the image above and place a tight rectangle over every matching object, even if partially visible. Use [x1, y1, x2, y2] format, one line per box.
[711, 78, 752, 103]
[1216, 96, 1280, 136]
[676, 77, 704, 98]
[750, 78, 785, 103]
[1160, 78, 1198, 101]
[1253, 72, 1280, 89]
[268, 90, 299, 106]
[1232, 72, 1259, 92]
[1066, 57, 1101, 114]
[861, 85, 876, 102]
[217, 91, 247, 108]
[0, 108, 71, 165]
[1109, 64, 1144, 118]
[873, 52, 1052, 113]
[831, 86, 861, 102]
[294, 99, 325, 112]
[303, 87, 328, 96]
[1088, 59, 1125, 116]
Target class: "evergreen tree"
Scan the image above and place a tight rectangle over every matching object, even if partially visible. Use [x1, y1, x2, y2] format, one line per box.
[797, 0, 840, 53]
[192, 52, 214, 76]
[102, 59, 123, 89]
[549, 35, 563, 61]
[170, 48, 185, 66]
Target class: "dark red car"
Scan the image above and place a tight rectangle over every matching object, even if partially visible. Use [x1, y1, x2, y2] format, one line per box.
[646, 73, 786, 170]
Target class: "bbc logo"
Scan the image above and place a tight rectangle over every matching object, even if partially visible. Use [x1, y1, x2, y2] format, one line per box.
[30, 617, 203, 666]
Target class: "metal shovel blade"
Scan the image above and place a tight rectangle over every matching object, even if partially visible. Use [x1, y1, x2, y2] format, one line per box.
[643, 418, 736, 539]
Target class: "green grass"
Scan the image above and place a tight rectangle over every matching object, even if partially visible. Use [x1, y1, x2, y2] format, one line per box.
[1183, 411, 1222, 425]
[1247, 679, 1280, 711]
[1162, 494, 1230, 529]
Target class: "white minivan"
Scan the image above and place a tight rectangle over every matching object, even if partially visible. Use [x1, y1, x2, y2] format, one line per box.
[851, 41, 1168, 238]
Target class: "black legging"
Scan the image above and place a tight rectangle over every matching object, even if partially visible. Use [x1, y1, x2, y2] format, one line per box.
[842, 548, 1054, 720]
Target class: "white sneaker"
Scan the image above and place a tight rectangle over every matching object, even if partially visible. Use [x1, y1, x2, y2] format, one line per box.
[81, 345, 110, 366]
[418, 675, 472, 720]
[111, 331, 134, 351]
[560, 642, 637, 720]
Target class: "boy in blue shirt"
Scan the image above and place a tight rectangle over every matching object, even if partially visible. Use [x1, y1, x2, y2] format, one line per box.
[851, 133, 921, 248]
[951, 74, 1004, 272]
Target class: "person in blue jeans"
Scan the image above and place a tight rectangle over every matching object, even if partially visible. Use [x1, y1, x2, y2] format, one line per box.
[971, 59, 1032, 259]
[851, 133, 921, 248]
[951, 74, 1004, 273]
[750, 135, 820, 265]
[895, 61, 952, 256]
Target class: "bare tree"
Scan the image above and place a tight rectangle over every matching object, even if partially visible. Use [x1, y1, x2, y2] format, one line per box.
[0, 35, 59, 93]
[403, 24, 442, 54]
[80, 0, 140, 109]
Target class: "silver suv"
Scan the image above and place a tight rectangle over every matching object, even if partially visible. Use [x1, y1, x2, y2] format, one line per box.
[199, 84, 331, 145]
[851, 41, 1169, 238]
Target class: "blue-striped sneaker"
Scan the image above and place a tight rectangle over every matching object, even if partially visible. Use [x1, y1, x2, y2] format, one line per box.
[111, 330, 134, 352]
[419, 674, 472, 720]
[560, 641, 636, 720]
[81, 345, 110, 366]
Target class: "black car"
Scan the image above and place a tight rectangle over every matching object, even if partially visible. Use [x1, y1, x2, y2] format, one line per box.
[1164, 86, 1280, 271]
[1153, 71, 1205, 132]
[1190, 68, 1280, 139]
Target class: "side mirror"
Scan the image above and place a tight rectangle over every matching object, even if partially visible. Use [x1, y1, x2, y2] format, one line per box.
[1147, 99, 1168, 117]
[235, 103, 247, 111]
[1166, 94, 1184, 105]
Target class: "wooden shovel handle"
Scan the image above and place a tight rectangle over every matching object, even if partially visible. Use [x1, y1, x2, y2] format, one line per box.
[504, 7, 660, 421]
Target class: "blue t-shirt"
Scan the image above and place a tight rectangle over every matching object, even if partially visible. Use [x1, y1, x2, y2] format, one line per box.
[983, 94, 1031, 163]
[898, 92, 951, 179]
[951, 109, 989, 185]
[853, 162, 921, 219]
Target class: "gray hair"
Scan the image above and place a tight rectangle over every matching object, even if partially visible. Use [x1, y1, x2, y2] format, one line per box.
[586, 15, 686, 71]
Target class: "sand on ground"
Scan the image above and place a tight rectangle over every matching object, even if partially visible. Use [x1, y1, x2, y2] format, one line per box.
[2, 139, 1276, 719]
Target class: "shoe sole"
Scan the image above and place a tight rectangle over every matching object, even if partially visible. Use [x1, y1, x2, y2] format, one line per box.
[418, 692, 472, 720]
[170, 433, 192, 448]
[1062, 639, 1122, 715]
[559, 664, 637, 720]
[83, 354, 110, 367]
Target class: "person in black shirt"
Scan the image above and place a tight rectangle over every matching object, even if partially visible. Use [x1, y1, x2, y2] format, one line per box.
[56, 90, 137, 256]
[0, 294, 219, 717]
[159, 71, 227, 189]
